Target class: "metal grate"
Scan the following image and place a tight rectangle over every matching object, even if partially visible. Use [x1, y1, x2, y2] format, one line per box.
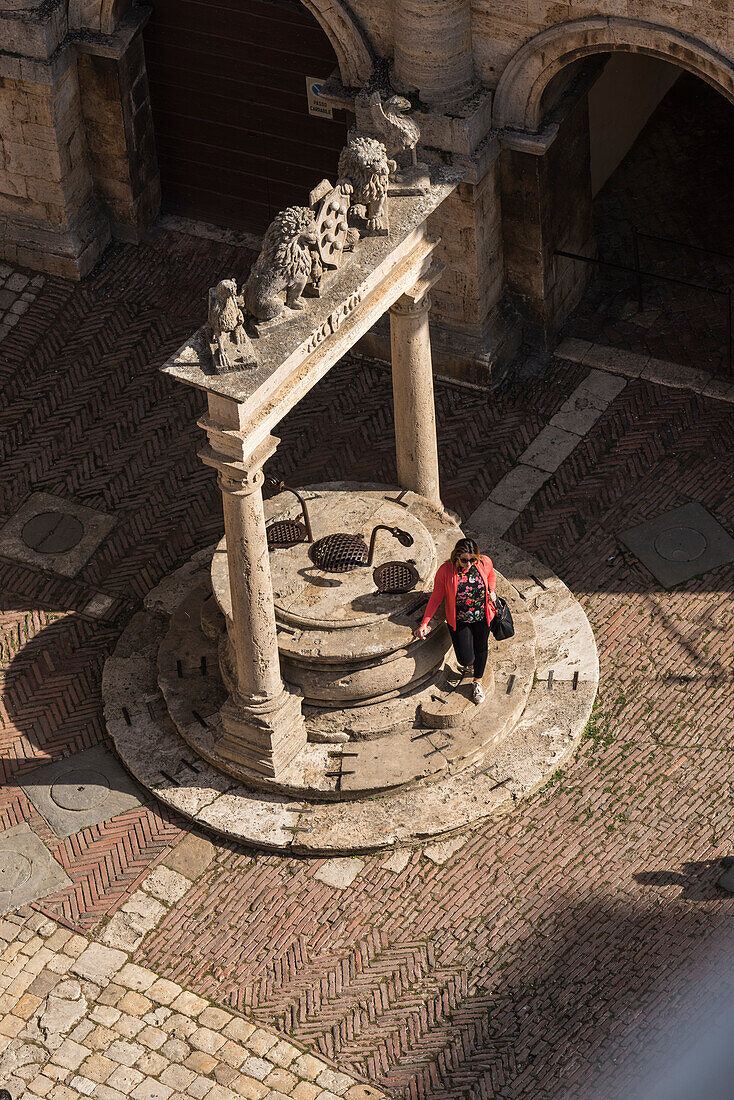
[267, 519, 307, 549]
[373, 560, 419, 593]
[310, 532, 368, 572]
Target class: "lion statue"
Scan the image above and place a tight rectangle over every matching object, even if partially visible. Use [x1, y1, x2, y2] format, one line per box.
[207, 278, 254, 371]
[338, 133, 396, 236]
[244, 206, 319, 322]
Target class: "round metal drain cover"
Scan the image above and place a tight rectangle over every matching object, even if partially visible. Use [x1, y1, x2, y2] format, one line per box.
[50, 768, 111, 811]
[373, 560, 419, 593]
[653, 526, 708, 562]
[0, 850, 32, 891]
[22, 511, 84, 554]
[311, 532, 368, 572]
[267, 519, 307, 549]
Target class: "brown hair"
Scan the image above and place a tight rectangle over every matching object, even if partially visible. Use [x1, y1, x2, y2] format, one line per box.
[450, 537, 480, 570]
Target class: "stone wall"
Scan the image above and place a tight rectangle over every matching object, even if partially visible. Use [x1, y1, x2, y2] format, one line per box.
[3, 0, 734, 374]
[0, 0, 158, 278]
[471, 1, 734, 90]
[0, 44, 109, 278]
[588, 53, 679, 194]
[77, 30, 160, 243]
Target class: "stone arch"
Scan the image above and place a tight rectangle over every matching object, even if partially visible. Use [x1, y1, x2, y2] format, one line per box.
[493, 16, 734, 131]
[68, 0, 374, 85]
[299, 0, 374, 86]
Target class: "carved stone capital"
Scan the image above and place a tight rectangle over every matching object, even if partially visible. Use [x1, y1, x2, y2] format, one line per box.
[390, 259, 445, 317]
[390, 292, 432, 317]
[198, 433, 280, 497]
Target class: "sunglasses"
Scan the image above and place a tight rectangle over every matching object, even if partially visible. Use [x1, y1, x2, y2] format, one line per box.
[458, 556, 476, 563]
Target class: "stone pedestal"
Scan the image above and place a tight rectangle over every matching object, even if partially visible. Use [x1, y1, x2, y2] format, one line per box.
[390, 284, 442, 509]
[200, 430, 306, 778]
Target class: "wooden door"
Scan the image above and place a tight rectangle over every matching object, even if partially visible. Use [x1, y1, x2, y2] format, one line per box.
[143, 0, 348, 233]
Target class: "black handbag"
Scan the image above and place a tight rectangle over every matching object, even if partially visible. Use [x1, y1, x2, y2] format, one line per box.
[490, 596, 514, 640]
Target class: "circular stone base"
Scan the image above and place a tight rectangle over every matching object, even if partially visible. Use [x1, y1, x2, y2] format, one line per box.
[103, 524, 599, 852]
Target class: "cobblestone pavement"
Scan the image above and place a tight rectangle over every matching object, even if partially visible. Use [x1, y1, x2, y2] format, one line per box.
[564, 74, 734, 376]
[0, 265, 45, 345]
[0, 877, 383, 1100]
[0, 217, 733, 1100]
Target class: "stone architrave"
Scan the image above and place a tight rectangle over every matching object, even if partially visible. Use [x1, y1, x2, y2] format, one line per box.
[198, 428, 306, 777]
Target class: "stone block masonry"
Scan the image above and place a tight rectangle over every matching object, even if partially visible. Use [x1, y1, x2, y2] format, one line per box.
[0, 3, 159, 279]
[0, 53, 110, 278]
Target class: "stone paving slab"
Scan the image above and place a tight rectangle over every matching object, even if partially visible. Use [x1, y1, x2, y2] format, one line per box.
[0, 492, 116, 579]
[618, 502, 734, 588]
[0, 825, 71, 917]
[557, 338, 734, 401]
[20, 745, 144, 839]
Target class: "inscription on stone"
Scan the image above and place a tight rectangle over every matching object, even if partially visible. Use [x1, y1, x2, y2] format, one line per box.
[302, 288, 366, 353]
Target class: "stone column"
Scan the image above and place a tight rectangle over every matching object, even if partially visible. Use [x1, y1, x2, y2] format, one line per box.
[200, 431, 306, 778]
[389, 282, 442, 509]
[392, 0, 473, 108]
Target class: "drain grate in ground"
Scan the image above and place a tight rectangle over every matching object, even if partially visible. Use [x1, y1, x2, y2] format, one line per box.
[20, 745, 144, 838]
[619, 503, 734, 587]
[0, 490, 116, 577]
[0, 823, 72, 916]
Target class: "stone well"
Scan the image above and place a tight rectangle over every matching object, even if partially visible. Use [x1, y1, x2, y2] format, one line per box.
[102, 167, 598, 852]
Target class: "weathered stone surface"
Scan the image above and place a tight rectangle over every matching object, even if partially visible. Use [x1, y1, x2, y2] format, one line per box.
[162, 834, 215, 882]
[71, 945, 127, 987]
[422, 834, 468, 865]
[104, 534, 597, 852]
[141, 866, 191, 905]
[313, 859, 365, 889]
[0, 824, 72, 917]
[488, 463, 551, 511]
[383, 849, 411, 873]
[518, 425, 582, 472]
[0, 491, 116, 579]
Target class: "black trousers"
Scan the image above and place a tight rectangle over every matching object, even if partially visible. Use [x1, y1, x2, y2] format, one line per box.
[448, 619, 490, 678]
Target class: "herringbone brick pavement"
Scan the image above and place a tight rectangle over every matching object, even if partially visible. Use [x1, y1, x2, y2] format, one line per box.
[565, 74, 734, 375]
[136, 364, 734, 1099]
[0, 224, 581, 940]
[1, 173, 733, 1094]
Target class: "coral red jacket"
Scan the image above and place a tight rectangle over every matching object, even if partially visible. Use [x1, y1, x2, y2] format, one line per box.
[421, 555, 497, 630]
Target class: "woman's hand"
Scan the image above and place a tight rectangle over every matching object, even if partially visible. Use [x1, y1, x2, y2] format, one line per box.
[489, 590, 497, 605]
[414, 623, 429, 640]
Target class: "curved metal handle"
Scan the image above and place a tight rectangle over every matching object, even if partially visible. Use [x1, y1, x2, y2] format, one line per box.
[367, 524, 414, 565]
[264, 476, 313, 542]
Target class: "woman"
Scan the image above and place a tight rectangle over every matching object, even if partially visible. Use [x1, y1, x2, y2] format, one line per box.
[414, 537, 497, 703]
